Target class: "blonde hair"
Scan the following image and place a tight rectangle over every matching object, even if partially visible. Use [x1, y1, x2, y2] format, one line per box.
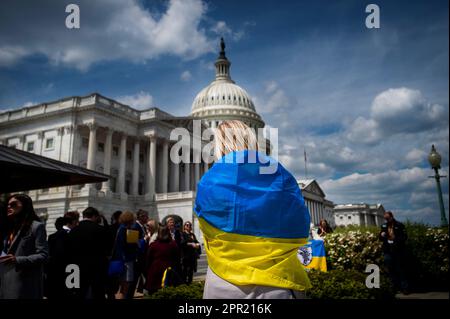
[119, 211, 135, 225]
[214, 120, 259, 159]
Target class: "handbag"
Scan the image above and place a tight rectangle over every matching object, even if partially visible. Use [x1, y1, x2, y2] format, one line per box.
[108, 227, 125, 276]
[126, 229, 139, 244]
[161, 267, 183, 288]
[196, 243, 202, 257]
[138, 238, 147, 254]
[108, 260, 125, 276]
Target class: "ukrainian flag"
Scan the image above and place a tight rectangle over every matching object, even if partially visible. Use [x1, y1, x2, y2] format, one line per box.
[303, 240, 328, 272]
[194, 150, 312, 291]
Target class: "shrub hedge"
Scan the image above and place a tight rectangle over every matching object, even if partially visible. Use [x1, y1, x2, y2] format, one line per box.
[145, 223, 448, 298]
[146, 270, 395, 300]
[325, 223, 449, 291]
[403, 223, 448, 291]
[305, 269, 395, 299]
[146, 282, 204, 299]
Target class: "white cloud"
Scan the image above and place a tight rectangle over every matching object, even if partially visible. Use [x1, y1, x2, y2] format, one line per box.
[395, 207, 441, 224]
[22, 101, 36, 107]
[322, 167, 432, 195]
[409, 191, 437, 206]
[265, 81, 279, 94]
[371, 88, 446, 132]
[346, 117, 381, 145]
[347, 88, 448, 144]
[180, 70, 192, 82]
[0, 0, 214, 70]
[405, 148, 427, 164]
[211, 21, 232, 36]
[254, 81, 290, 114]
[116, 91, 154, 110]
[210, 20, 245, 41]
[278, 144, 334, 181]
[0, 46, 27, 67]
[320, 167, 450, 221]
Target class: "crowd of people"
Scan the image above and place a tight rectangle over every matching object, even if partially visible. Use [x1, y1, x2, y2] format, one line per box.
[0, 120, 410, 300]
[0, 194, 201, 299]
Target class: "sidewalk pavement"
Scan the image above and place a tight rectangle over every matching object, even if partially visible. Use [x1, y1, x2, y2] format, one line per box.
[395, 291, 449, 299]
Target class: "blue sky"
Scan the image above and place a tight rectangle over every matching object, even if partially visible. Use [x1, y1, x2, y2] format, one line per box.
[0, 0, 448, 224]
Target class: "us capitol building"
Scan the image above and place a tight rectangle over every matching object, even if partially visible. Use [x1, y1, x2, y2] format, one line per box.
[0, 39, 338, 237]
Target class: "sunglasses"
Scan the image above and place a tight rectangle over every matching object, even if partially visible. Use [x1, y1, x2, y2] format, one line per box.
[185, 223, 192, 227]
[8, 201, 20, 209]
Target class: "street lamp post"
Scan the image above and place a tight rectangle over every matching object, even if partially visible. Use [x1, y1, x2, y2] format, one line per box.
[428, 145, 448, 227]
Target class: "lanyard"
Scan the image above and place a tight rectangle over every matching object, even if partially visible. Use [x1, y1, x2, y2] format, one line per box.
[3, 231, 17, 253]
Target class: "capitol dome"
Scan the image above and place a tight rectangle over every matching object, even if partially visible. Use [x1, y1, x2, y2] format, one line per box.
[191, 38, 264, 129]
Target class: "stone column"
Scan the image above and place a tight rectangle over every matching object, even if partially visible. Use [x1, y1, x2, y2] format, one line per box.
[19, 135, 26, 151]
[316, 203, 320, 223]
[57, 127, 64, 161]
[162, 140, 169, 193]
[317, 203, 320, 223]
[184, 163, 190, 191]
[118, 132, 127, 195]
[63, 126, 74, 162]
[70, 126, 79, 165]
[86, 123, 97, 170]
[194, 150, 200, 190]
[312, 202, 316, 225]
[132, 138, 140, 196]
[203, 161, 209, 175]
[102, 128, 114, 192]
[146, 135, 157, 200]
[171, 159, 180, 192]
[37, 131, 45, 155]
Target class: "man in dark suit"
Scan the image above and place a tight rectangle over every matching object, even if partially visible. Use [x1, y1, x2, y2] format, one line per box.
[67, 207, 109, 299]
[126, 209, 149, 298]
[46, 211, 79, 299]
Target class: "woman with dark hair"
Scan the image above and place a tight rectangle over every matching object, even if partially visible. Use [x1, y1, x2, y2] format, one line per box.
[0, 194, 49, 299]
[144, 225, 180, 294]
[181, 221, 200, 285]
[317, 219, 333, 237]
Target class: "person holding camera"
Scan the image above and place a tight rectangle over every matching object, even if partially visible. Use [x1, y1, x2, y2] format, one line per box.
[379, 211, 409, 294]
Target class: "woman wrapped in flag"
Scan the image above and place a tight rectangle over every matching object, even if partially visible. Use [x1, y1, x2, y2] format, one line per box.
[194, 120, 311, 299]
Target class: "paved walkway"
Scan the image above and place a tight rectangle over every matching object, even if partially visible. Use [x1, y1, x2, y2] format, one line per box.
[149, 254, 450, 300]
[396, 291, 449, 299]
[193, 253, 208, 282]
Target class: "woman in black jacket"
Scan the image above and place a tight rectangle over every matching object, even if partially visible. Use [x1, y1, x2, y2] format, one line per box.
[0, 194, 48, 299]
[181, 221, 200, 285]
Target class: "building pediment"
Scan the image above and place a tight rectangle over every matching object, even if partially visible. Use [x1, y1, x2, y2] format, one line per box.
[298, 179, 326, 198]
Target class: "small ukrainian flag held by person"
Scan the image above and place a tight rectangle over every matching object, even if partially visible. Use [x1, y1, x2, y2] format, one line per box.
[298, 239, 327, 272]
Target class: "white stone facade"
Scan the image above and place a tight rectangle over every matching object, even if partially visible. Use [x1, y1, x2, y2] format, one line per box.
[298, 179, 335, 228]
[334, 203, 385, 227]
[0, 93, 207, 241]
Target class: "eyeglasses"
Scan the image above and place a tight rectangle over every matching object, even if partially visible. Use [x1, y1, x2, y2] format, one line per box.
[185, 223, 192, 227]
[7, 201, 20, 209]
